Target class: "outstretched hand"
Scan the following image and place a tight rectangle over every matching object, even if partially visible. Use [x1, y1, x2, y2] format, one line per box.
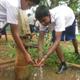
[25, 53, 47, 67]
[25, 53, 34, 65]
[33, 58, 45, 67]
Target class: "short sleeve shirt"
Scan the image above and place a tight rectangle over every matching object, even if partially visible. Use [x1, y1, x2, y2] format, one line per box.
[0, 0, 21, 24]
[38, 5, 75, 32]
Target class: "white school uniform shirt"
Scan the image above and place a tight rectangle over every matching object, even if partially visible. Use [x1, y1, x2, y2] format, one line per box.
[39, 5, 75, 32]
[0, 22, 4, 28]
[0, 21, 7, 28]
[0, 0, 21, 24]
[26, 9, 35, 25]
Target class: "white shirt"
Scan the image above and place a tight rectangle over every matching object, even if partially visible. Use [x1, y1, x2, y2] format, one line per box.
[26, 9, 35, 25]
[0, 0, 21, 24]
[0, 21, 7, 28]
[39, 5, 75, 32]
[0, 22, 4, 28]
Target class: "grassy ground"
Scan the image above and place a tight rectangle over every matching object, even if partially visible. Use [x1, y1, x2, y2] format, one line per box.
[0, 34, 80, 66]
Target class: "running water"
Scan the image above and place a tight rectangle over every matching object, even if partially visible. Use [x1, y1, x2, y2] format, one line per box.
[39, 66, 43, 80]
[33, 66, 43, 80]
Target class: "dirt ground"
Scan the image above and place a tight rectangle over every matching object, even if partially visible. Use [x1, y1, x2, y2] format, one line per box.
[0, 66, 80, 80]
[0, 34, 80, 80]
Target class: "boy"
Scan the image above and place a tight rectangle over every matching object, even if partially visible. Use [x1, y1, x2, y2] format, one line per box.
[35, 5, 79, 73]
[0, 0, 40, 65]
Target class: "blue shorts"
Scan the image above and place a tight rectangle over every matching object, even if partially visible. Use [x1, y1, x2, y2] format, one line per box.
[52, 20, 76, 41]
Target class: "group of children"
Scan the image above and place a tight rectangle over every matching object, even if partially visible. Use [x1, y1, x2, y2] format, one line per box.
[0, 0, 80, 74]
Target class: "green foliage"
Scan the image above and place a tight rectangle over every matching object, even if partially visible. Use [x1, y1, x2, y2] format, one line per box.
[68, 0, 79, 12]
[0, 34, 80, 66]
[76, 35, 80, 41]
[0, 40, 16, 58]
[47, 0, 79, 11]
[28, 34, 80, 66]
[62, 44, 80, 64]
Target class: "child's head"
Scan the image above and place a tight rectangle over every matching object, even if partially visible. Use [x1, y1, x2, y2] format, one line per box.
[25, 0, 40, 8]
[28, 0, 40, 6]
[35, 5, 51, 26]
[31, 0, 40, 5]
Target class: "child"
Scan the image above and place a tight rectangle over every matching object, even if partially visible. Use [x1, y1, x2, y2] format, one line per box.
[0, 0, 40, 65]
[35, 5, 79, 73]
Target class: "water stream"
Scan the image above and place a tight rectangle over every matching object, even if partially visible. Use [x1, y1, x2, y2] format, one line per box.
[33, 66, 43, 80]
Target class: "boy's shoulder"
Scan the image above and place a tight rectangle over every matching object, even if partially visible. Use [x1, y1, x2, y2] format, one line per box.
[49, 6, 60, 13]
[6, 0, 20, 7]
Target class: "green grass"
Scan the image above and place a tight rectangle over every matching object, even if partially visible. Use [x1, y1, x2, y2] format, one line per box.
[0, 34, 80, 66]
[76, 34, 80, 41]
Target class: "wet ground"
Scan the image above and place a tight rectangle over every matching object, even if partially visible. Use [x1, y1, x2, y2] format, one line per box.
[0, 66, 80, 80]
[0, 34, 80, 80]
[43, 67, 80, 80]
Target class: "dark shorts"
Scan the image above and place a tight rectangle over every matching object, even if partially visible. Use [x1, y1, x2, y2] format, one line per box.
[0, 28, 6, 35]
[30, 24, 35, 33]
[52, 20, 76, 41]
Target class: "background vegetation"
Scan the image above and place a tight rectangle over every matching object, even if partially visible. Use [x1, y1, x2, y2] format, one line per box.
[0, 0, 80, 67]
[39, 0, 80, 29]
[0, 33, 80, 67]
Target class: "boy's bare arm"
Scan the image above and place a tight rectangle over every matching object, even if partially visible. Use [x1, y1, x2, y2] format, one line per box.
[37, 32, 62, 66]
[10, 24, 33, 64]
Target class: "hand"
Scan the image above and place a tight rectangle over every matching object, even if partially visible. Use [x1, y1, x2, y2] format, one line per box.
[35, 54, 48, 67]
[37, 58, 45, 66]
[25, 53, 34, 65]
[33, 58, 45, 67]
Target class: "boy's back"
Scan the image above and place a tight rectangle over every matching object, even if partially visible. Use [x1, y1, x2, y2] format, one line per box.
[50, 5, 75, 27]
